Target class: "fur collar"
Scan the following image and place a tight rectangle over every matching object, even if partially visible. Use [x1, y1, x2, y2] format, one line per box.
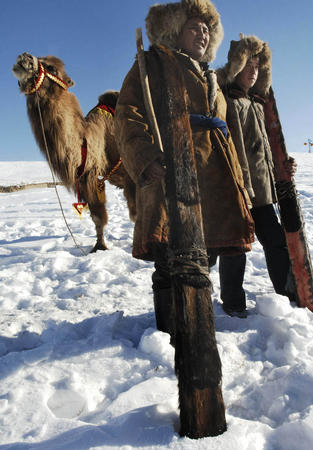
[145, 0, 224, 63]
[216, 34, 272, 97]
[226, 83, 266, 104]
[170, 49, 218, 112]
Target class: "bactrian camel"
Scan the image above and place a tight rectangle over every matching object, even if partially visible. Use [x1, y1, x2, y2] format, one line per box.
[12, 52, 136, 252]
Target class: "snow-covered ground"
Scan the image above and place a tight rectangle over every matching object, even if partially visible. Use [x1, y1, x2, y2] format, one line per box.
[0, 154, 313, 450]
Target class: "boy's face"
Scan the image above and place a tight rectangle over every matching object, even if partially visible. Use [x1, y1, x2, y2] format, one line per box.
[176, 17, 210, 61]
[236, 57, 259, 93]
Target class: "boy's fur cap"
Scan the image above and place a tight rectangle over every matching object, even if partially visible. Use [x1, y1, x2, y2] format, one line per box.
[217, 34, 272, 96]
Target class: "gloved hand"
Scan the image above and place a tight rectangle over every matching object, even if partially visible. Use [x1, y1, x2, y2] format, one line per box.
[284, 156, 297, 177]
[189, 114, 228, 139]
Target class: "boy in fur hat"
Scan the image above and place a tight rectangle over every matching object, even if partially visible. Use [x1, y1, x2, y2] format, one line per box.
[217, 35, 297, 318]
[115, 1, 254, 333]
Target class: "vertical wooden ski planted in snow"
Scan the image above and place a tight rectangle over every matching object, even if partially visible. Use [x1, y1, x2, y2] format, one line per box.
[264, 87, 313, 311]
[136, 29, 226, 438]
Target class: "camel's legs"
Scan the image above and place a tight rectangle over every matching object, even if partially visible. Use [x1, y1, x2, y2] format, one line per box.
[89, 201, 108, 252]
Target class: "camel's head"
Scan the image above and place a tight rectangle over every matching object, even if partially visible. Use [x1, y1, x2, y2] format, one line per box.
[12, 52, 75, 95]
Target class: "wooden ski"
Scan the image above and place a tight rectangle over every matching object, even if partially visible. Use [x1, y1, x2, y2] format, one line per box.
[136, 30, 226, 438]
[263, 87, 313, 311]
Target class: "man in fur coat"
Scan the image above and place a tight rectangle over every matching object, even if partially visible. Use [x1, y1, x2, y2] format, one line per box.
[115, 0, 254, 333]
[217, 35, 297, 318]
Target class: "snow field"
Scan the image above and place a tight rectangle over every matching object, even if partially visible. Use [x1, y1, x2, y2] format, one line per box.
[0, 156, 312, 449]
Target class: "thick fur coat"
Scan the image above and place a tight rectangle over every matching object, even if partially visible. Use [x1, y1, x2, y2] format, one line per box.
[115, 46, 254, 260]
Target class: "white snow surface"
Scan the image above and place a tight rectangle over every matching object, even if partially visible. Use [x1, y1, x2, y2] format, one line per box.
[0, 154, 313, 449]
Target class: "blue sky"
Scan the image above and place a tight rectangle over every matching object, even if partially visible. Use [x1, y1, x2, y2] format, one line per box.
[1, 0, 312, 161]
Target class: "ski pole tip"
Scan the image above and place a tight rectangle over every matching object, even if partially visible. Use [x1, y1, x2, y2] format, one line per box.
[136, 28, 142, 39]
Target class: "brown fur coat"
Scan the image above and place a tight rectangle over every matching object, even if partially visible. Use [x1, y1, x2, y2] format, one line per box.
[115, 47, 254, 260]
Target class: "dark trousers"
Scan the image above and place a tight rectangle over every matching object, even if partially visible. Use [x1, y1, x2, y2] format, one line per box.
[219, 204, 291, 310]
[152, 260, 172, 290]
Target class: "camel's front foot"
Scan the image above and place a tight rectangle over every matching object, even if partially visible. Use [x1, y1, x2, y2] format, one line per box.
[90, 242, 108, 253]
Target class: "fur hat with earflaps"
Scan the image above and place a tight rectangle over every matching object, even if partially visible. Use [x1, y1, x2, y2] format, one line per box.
[145, 0, 224, 62]
[217, 34, 272, 96]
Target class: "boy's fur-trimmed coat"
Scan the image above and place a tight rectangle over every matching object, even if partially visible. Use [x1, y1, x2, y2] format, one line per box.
[217, 35, 276, 207]
[115, 47, 254, 261]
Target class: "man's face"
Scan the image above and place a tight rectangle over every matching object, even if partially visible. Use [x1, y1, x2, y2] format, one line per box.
[176, 17, 210, 61]
[236, 57, 259, 93]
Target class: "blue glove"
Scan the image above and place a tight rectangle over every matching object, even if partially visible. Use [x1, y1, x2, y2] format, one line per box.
[189, 114, 228, 139]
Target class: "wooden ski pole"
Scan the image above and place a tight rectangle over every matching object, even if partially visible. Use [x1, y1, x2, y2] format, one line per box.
[136, 28, 226, 438]
[136, 28, 164, 153]
[264, 88, 313, 311]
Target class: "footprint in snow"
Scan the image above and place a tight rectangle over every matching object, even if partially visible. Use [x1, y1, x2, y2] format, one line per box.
[47, 389, 86, 419]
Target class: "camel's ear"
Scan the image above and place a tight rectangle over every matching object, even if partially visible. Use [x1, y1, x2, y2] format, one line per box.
[66, 77, 75, 87]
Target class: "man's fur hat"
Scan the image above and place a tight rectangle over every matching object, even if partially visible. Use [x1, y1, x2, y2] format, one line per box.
[145, 0, 224, 62]
[217, 34, 272, 96]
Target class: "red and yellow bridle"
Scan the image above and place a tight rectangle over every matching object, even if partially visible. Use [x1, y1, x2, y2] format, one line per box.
[25, 61, 68, 95]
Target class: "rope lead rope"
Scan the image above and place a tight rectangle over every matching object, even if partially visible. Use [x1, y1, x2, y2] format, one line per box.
[35, 92, 87, 256]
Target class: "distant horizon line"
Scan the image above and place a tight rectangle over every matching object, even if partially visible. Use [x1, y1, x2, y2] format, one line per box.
[0, 149, 308, 162]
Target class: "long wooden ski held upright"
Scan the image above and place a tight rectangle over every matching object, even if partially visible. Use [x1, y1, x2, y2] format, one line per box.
[263, 87, 313, 312]
[136, 28, 226, 438]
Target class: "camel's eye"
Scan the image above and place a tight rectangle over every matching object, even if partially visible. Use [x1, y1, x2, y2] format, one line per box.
[46, 65, 57, 74]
